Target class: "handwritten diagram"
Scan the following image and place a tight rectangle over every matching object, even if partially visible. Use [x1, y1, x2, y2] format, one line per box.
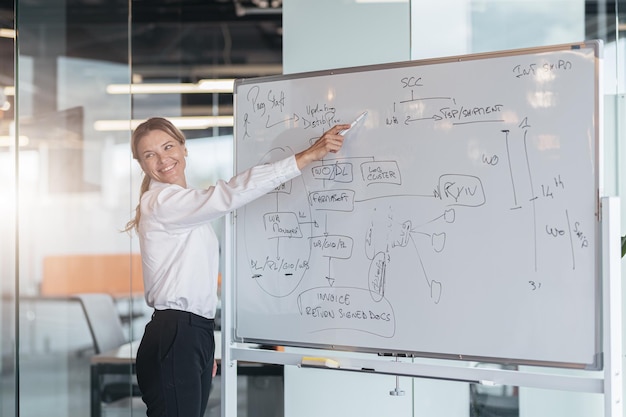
[234, 44, 600, 366]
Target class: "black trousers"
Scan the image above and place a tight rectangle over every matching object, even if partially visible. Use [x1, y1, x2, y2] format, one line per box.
[136, 309, 215, 417]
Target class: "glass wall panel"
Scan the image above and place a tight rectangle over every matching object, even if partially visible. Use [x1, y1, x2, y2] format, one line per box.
[411, 0, 585, 60]
[0, 2, 16, 416]
[16, 1, 134, 416]
[614, 2, 626, 225]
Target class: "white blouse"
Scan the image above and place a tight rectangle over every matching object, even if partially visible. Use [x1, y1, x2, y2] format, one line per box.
[137, 155, 301, 319]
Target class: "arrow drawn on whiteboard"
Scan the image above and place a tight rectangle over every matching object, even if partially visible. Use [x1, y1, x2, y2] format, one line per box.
[409, 234, 443, 304]
[426, 208, 456, 224]
[413, 232, 447, 253]
[273, 191, 281, 258]
[326, 257, 335, 287]
[519, 118, 538, 272]
[502, 129, 522, 210]
[405, 115, 441, 124]
[299, 220, 319, 228]
[565, 209, 576, 271]
[265, 113, 300, 129]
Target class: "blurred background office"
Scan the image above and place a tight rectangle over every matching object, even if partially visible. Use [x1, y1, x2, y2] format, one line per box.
[0, 0, 624, 416]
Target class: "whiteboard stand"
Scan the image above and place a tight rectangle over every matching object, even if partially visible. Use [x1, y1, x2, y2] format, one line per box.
[221, 213, 238, 417]
[601, 196, 622, 417]
[222, 198, 621, 415]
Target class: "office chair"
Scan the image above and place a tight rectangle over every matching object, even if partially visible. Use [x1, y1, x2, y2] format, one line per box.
[73, 293, 141, 403]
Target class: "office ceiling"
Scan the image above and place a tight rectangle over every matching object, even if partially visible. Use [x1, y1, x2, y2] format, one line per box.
[3, 0, 624, 82]
[0, 0, 284, 135]
[0, 0, 624, 134]
[15, 0, 284, 81]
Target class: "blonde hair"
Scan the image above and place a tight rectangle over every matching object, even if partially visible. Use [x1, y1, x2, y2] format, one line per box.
[124, 117, 186, 233]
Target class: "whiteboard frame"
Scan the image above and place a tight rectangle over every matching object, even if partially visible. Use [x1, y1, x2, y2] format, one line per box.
[231, 40, 605, 369]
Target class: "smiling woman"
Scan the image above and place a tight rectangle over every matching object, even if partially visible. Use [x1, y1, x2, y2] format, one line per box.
[137, 130, 189, 188]
[124, 116, 349, 417]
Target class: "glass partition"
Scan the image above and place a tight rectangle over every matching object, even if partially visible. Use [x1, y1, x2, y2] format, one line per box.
[9, 1, 283, 416]
[15, 1, 134, 416]
[0, 3, 16, 416]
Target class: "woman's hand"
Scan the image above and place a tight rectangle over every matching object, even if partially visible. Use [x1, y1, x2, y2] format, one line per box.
[212, 359, 218, 377]
[295, 124, 351, 170]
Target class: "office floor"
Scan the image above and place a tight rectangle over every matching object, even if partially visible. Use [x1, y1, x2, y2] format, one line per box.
[1, 350, 283, 417]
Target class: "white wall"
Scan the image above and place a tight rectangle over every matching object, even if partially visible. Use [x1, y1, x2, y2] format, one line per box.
[411, 0, 584, 60]
[283, 0, 410, 74]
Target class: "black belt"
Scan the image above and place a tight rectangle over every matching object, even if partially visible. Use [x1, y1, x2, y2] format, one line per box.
[152, 309, 215, 330]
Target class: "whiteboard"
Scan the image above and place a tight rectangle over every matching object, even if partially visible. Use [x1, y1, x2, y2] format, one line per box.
[232, 41, 603, 368]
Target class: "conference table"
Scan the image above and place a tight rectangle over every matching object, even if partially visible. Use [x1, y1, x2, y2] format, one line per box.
[90, 331, 283, 417]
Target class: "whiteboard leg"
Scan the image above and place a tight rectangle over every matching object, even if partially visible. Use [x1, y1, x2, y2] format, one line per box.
[221, 359, 238, 417]
[601, 196, 622, 417]
[222, 213, 238, 417]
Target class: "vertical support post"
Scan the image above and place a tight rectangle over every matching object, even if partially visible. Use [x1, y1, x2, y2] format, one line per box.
[602, 196, 622, 417]
[222, 213, 238, 417]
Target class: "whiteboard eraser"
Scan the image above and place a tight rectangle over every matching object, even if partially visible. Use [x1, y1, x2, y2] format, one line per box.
[300, 356, 340, 368]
